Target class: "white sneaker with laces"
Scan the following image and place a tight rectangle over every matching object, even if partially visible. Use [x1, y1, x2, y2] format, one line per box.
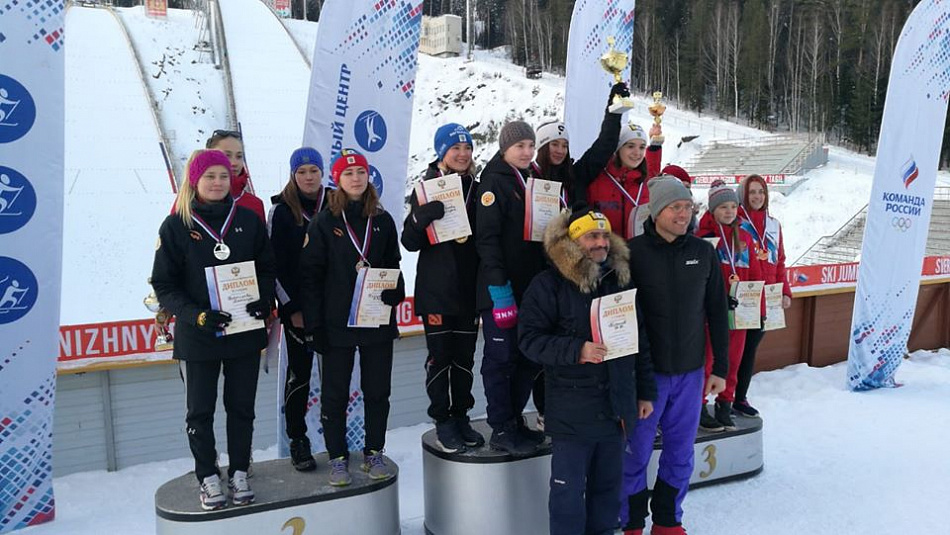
[199, 474, 227, 511]
[228, 470, 255, 506]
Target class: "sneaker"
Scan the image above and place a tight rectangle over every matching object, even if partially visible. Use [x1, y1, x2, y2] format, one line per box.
[518, 416, 546, 445]
[732, 399, 760, 418]
[199, 474, 227, 511]
[699, 403, 725, 433]
[434, 420, 467, 453]
[289, 437, 317, 472]
[361, 450, 395, 480]
[714, 401, 737, 431]
[228, 470, 255, 506]
[651, 525, 687, 535]
[535, 413, 545, 432]
[453, 415, 485, 448]
[489, 420, 537, 457]
[327, 456, 352, 487]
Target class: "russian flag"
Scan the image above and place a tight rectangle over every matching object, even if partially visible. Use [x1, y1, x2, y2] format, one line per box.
[902, 157, 919, 188]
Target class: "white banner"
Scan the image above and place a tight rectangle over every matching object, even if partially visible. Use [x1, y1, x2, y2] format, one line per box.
[564, 0, 635, 153]
[847, 1, 950, 391]
[302, 0, 424, 233]
[0, 1, 64, 532]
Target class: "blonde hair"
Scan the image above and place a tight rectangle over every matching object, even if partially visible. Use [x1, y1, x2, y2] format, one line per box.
[173, 151, 201, 228]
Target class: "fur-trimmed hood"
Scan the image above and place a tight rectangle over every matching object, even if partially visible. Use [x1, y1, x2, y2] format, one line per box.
[543, 211, 630, 294]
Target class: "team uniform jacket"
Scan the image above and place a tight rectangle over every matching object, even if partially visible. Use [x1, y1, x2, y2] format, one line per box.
[267, 189, 328, 322]
[587, 146, 662, 240]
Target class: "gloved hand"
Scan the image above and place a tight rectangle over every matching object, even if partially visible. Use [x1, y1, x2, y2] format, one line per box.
[728, 296, 739, 310]
[196, 310, 232, 333]
[488, 282, 518, 329]
[246, 299, 272, 320]
[412, 200, 445, 228]
[380, 288, 404, 307]
[607, 82, 631, 110]
[304, 330, 328, 354]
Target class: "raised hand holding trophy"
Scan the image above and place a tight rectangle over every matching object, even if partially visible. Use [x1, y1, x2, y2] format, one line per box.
[600, 36, 635, 114]
[648, 91, 667, 143]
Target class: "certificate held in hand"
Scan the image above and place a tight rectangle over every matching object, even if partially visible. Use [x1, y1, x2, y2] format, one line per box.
[729, 280, 764, 330]
[414, 174, 473, 244]
[589, 289, 640, 361]
[524, 178, 563, 242]
[348, 268, 401, 328]
[204, 260, 265, 336]
[763, 283, 787, 331]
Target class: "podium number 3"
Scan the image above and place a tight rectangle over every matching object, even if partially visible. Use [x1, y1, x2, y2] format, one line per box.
[283, 517, 306, 535]
[699, 444, 717, 479]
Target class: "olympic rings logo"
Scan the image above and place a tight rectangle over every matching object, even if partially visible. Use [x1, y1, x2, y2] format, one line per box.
[892, 217, 912, 232]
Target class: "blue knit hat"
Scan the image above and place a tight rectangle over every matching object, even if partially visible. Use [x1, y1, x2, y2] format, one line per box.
[290, 147, 324, 175]
[434, 123, 473, 161]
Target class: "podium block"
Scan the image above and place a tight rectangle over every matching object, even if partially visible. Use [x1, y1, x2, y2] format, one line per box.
[155, 453, 400, 535]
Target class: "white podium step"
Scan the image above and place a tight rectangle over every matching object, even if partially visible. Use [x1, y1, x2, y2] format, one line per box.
[155, 453, 400, 535]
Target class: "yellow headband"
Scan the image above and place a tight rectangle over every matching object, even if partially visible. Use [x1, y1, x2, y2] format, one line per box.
[569, 211, 612, 240]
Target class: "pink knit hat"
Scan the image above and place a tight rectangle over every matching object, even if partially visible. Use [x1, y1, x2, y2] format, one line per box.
[188, 150, 232, 187]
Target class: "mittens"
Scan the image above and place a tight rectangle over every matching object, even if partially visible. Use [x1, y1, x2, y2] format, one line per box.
[488, 282, 518, 329]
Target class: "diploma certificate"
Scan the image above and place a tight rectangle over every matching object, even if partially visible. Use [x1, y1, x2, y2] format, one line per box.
[204, 260, 265, 336]
[729, 280, 764, 330]
[524, 178, 563, 242]
[415, 173, 472, 244]
[763, 283, 787, 331]
[348, 268, 400, 328]
[589, 288, 640, 361]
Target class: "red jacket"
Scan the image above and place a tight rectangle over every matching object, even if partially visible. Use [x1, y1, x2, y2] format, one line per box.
[738, 206, 791, 297]
[170, 168, 266, 223]
[696, 211, 763, 289]
[586, 146, 662, 240]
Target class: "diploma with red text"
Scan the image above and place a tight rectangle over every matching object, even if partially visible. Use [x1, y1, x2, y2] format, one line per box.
[204, 260, 264, 336]
[348, 268, 401, 328]
[414, 173, 472, 244]
[589, 289, 639, 361]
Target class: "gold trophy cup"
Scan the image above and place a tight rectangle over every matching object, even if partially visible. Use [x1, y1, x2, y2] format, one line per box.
[648, 91, 666, 143]
[600, 36, 635, 114]
[144, 278, 174, 351]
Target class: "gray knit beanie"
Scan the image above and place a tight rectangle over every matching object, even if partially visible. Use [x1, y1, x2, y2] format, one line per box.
[498, 120, 536, 154]
[648, 176, 693, 220]
[707, 179, 739, 212]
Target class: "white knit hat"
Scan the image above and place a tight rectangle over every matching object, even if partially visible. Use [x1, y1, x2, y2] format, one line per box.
[617, 121, 648, 151]
[536, 121, 569, 150]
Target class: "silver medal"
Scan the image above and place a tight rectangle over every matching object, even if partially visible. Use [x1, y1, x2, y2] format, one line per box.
[213, 242, 231, 261]
[355, 259, 369, 271]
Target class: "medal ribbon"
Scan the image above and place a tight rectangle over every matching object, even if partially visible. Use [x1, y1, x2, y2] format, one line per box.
[192, 202, 238, 246]
[739, 205, 767, 251]
[513, 163, 567, 208]
[301, 188, 324, 224]
[717, 222, 739, 280]
[341, 210, 373, 263]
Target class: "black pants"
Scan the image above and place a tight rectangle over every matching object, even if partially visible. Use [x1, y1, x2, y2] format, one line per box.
[735, 328, 766, 403]
[550, 432, 624, 535]
[181, 353, 260, 482]
[282, 322, 315, 440]
[321, 342, 394, 460]
[423, 312, 479, 422]
[480, 310, 542, 429]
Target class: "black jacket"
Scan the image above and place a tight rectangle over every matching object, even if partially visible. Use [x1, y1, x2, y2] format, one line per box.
[151, 199, 277, 361]
[475, 152, 547, 310]
[548, 111, 621, 204]
[268, 189, 328, 322]
[298, 200, 403, 347]
[627, 218, 729, 377]
[401, 162, 479, 316]
[519, 212, 656, 439]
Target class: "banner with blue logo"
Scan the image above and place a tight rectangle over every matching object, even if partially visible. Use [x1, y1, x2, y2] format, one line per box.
[848, 0, 950, 391]
[302, 0, 424, 231]
[0, 0, 64, 531]
[564, 0, 635, 154]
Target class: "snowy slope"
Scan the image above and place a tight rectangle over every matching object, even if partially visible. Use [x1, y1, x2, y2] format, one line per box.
[217, 0, 311, 195]
[63, 7, 175, 324]
[25, 350, 950, 534]
[117, 6, 230, 173]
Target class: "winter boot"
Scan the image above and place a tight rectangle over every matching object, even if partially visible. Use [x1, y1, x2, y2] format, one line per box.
[714, 401, 737, 431]
[435, 419, 467, 453]
[489, 420, 537, 457]
[327, 456, 352, 487]
[732, 399, 760, 418]
[453, 415, 485, 448]
[289, 436, 317, 472]
[699, 402, 725, 433]
[199, 474, 227, 511]
[361, 450, 395, 480]
[518, 415, 546, 444]
[228, 470, 255, 506]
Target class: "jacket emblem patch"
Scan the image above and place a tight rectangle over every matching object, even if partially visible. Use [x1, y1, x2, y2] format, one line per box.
[333, 227, 345, 237]
[481, 191, 495, 207]
[685, 259, 699, 265]
[189, 230, 202, 241]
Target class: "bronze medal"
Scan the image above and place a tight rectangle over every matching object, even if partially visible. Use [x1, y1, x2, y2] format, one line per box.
[729, 273, 740, 284]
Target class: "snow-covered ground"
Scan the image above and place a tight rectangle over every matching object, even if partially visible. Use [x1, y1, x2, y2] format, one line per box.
[24, 349, 950, 534]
